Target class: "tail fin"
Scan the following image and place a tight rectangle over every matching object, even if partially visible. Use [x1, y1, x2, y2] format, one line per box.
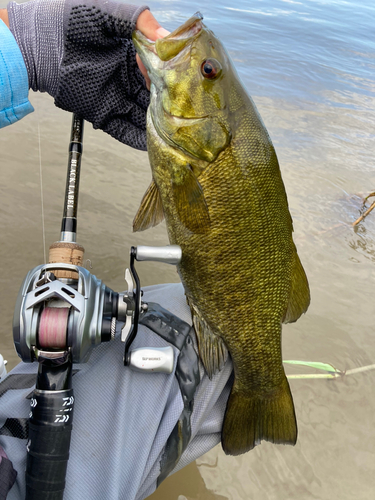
[221, 376, 297, 456]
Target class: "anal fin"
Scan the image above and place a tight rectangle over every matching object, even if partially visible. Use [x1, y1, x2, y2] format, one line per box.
[187, 298, 228, 379]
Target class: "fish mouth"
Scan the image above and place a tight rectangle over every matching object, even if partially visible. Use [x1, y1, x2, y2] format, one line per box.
[133, 12, 204, 65]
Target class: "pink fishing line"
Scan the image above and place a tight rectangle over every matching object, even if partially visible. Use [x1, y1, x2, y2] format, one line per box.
[39, 307, 69, 348]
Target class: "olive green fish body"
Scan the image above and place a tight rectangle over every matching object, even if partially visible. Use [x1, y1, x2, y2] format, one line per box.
[133, 13, 310, 455]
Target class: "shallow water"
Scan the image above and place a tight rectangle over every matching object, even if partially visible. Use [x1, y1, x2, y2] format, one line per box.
[1, 0, 375, 498]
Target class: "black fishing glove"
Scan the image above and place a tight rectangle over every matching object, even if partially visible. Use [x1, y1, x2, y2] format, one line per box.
[7, 0, 150, 150]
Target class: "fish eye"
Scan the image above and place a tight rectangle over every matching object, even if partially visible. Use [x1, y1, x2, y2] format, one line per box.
[201, 59, 222, 79]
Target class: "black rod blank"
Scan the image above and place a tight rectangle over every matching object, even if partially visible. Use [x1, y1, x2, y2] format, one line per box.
[61, 115, 84, 241]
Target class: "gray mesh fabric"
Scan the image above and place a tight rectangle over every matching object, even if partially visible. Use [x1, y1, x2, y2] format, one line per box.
[0, 283, 233, 500]
[7, 0, 65, 94]
[8, 0, 150, 150]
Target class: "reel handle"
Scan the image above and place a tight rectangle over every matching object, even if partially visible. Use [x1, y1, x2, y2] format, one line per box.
[121, 245, 182, 364]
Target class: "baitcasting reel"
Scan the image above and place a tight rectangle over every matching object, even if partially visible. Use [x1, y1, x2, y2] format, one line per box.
[13, 244, 181, 371]
[13, 114, 184, 500]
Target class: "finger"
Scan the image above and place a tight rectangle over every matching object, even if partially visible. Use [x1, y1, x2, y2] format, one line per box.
[136, 9, 170, 41]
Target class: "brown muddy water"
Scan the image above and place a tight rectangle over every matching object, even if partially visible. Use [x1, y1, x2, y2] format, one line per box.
[1, 0, 375, 499]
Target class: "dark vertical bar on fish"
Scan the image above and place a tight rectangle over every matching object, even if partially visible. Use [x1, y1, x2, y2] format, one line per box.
[60, 114, 84, 242]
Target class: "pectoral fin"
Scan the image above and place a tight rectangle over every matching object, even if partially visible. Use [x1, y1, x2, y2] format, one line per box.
[283, 251, 310, 324]
[172, 164, 210, 234]
[187, 298, 228, 379]
[133, 179, 164, 232]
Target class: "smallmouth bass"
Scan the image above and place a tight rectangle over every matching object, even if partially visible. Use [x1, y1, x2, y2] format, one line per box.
[132, 13, 310, 455]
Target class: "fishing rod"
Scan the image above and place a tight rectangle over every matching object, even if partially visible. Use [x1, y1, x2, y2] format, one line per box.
[13, 114, 181, 500]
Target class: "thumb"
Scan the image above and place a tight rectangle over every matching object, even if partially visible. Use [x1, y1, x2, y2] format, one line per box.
[135, 10, 169, 41]
[135, 10, 170, 89]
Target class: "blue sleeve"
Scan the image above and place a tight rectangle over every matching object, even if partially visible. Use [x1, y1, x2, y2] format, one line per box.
[0, 18, 34, 128]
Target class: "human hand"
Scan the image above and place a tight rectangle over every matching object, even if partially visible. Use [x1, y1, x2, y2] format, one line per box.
[135, 10, 169, 90]
[7, 0, 166, 150]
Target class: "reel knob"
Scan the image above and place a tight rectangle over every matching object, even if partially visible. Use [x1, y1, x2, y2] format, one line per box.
[135, 245, 182, 265]
[127, 346, 174, 374]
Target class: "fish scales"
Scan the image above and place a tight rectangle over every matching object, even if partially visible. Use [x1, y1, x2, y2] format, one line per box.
[133, 12, 310, 455]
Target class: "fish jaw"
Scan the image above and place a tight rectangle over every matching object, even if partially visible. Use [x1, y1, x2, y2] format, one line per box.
[132, 12, 204, 98]
[132, 31, 165, 93]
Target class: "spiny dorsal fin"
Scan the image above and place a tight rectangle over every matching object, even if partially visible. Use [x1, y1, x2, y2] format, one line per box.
[187, 298, 228, 379]
[283, 250, 310, 324]
[133, 179, 164, 232]
[172, 164, 210, 234]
